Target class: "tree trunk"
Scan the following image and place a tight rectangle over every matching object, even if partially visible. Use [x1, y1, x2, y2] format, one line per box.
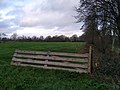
[117, 21, 120, 45]
[116, 15, 120, 45]
[112, 36, 115, 51]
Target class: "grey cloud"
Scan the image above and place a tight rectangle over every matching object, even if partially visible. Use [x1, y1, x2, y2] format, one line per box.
[0, 0, 82, 36]
[6, 8, 24, 17]
[20, 0, 79, 28]
[0, 0, 22, 9]
[38, 0, 78, 12]
[0, 0, 25, 33]
[0, 16, 20, 33]
[0, 19, 20, 33]
[0, 20, 11, 28]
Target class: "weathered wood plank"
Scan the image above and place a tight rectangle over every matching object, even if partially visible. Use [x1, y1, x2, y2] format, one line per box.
[13, 54, 88, 63]
[11, 49, 91, 73]
[11, 62, 88, 73]
[12, 58, 88, 69]
[15, 50, 88, 58]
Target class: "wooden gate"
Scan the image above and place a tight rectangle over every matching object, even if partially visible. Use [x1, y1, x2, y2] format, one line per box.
[11, 46, 92, 73]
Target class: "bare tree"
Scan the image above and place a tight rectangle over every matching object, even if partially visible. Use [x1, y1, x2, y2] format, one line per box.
[10, 33, 18, 41]
[75, 0, 120, 51]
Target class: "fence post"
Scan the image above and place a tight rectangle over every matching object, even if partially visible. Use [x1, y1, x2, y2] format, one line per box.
[88, 46, 92, 74]
[44, 51, 50, 67]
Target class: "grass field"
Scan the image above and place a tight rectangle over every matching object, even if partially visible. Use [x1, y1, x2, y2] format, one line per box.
[0, 42, 110, 90]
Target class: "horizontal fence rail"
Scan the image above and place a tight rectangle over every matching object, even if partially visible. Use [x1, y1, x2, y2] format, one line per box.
[15, 50, 89, 58]
[11, 49, 92, 73]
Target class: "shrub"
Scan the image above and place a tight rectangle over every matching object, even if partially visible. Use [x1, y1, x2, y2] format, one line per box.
[98, 51, 120, 76]
[92, 48, 120, 89]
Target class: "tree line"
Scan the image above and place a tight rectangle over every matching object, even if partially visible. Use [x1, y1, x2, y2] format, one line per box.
[0, 33, 85, 42]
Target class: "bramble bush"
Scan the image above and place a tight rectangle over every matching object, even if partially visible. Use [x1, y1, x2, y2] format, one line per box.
[92, 48, 120, 89]
[98, 51, 120, 76]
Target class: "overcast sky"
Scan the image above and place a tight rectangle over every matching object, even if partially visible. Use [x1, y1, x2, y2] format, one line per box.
[0, 0, 83, 37]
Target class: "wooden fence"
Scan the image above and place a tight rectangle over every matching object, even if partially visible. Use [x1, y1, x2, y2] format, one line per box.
[11, 46, 92, 73]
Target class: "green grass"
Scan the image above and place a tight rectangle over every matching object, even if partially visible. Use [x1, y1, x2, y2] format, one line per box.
[0, 42, 110, 90]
